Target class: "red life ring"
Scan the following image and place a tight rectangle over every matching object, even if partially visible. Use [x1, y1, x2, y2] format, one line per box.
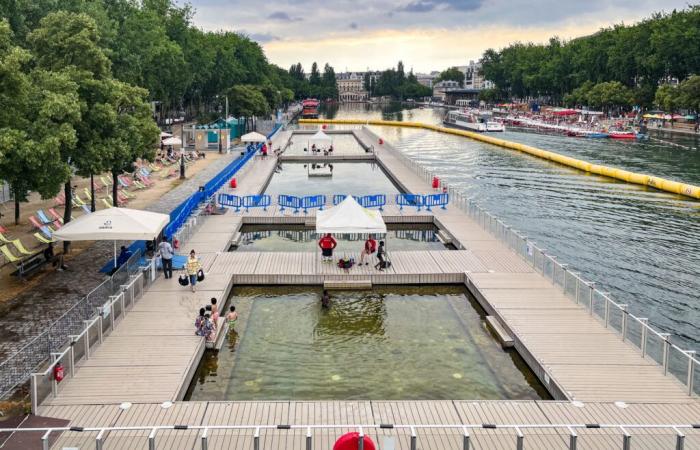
[230, 178, 237, 189]
[333, 432, 376, 450]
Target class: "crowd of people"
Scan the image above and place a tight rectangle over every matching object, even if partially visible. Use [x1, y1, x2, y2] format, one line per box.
[305, 143, 334, 156]
[193, 297, 239, 342]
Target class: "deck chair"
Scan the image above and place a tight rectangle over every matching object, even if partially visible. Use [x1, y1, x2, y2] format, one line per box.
[100, 176, 112, 190]
[29, 215, 45, 230]
[54, 193, 66, 206]
[48, 208, 64, 223]
[34, 233, 55, 244]
[0, 245, 21, 263]
[81, 204, 92, 214]
[0, 225, 6, 233]
[72, 194, 86, 207]
[83, 188, 93, 201]
[117, 176, 130, 189]
[0, 232, 13, 244]
[11, 239, 34, 256]
[101, 198, 112, 208]
[36, 225, 53, 240]
[36, 210, 54, 225]
[133, 180, 147, 189]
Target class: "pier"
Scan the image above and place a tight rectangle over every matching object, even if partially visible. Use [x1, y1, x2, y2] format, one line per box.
[21, 126, 700, 449]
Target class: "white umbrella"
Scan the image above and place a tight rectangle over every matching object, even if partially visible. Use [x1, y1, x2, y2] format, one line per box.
[53, 208, 170, 268]
[241, 131, 267, 143]
[162, 136, 182, 146]
[160, 131, 173, 138]
[309, 129, 332, 142]
[316, 196, 386, 234]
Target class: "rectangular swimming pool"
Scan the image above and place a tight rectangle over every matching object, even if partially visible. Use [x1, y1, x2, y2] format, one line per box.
[232, 224, 451, 252]
[186, 286, 549, 401]
[264, 162, 400, 199]
[285, 133, 368, 156]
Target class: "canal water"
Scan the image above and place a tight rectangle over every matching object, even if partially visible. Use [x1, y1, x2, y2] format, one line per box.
[320, 103, 700, 353]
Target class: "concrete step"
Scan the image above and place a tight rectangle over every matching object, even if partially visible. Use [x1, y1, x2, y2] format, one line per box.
[324, 279, 372, 290]
[485, 316, 514, 348]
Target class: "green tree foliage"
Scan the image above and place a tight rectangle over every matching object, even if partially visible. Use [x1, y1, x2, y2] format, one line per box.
[678, 76, 700, 112]
[654, 84, 679, 111]
[309, 62, 321, 86]
[373, 62, 431, 100]
[286, 62, 339, 100]
[437, 67, 465, 87]
[480, 6, 700, 107]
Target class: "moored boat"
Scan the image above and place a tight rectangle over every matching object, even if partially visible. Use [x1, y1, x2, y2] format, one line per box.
[301, 98, 320, 119]
[444, 110, 505, 132]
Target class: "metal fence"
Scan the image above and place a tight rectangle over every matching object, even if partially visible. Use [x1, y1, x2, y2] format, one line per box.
[0, 250, 145, 400]
[1, 422, 697, 450]
[371, 126, 700, 397]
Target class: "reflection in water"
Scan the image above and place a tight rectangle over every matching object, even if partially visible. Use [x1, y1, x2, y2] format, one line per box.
[186, 286, 550, 401]
[321, 103, 700, 353]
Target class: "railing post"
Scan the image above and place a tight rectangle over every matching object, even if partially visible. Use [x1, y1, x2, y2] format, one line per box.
[253, 426, 260, 450]
[358, 427, 364, 450]
[69, 345, 75, 378]
[567, 426, 577, 450]
[148, 427, 157, 450]
[685, 351, 696, 395]
[201, 427, 208, 450]
[515, 426, 524, 450]
[41, 430, 51, 450]
[562, 266, 568, 292]
[575, 276, 581, 304]
[604, 298, 610, 328]
[620, 426, 631, 450]
[673, 426, 685, 450]
[306, 426, 312, 450]
[661, 333, 671, 375]
[410, 426, 417, 450]
[30, 375, 38, 414]
[462, 426, 470, 450]
[83, 320, 91, 359]
[588, 282, 595, 315]
[619, 304, 628, 341]
[98, 311, 103, 344]
[639, 318, 648, 357]
[96, 428, 106, 450]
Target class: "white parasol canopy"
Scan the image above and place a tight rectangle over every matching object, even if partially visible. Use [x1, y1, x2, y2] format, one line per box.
[241, 131, 267, 143]
[53, 208, 169, 267]
[160, 131, 173, 138]
[162, 136, 182, 146]
[309, 129, 332, 142]
[316, 196, 386, 234]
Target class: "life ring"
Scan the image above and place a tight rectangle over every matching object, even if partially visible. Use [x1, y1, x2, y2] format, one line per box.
[333, 432, 376, 450]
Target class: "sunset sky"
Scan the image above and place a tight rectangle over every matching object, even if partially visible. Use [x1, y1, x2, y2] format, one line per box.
[184, 0, 689, 72]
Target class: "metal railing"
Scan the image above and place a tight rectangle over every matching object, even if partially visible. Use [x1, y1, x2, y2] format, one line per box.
[2, 421, 698, 450]
[28, 271, 148, 413]
[367, 126, 700, 397]
[0, 250, 145, 400]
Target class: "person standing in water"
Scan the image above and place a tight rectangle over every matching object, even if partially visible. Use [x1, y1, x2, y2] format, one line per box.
[321, 290, 330, 308]
[226, 305, 238, 330]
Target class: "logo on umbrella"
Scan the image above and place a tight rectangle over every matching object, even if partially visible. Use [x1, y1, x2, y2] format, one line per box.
[99, 220, 112, 230]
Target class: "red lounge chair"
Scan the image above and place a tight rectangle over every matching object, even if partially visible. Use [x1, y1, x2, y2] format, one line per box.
[48, 208, 63, 223]
[54, 193, 66, 206]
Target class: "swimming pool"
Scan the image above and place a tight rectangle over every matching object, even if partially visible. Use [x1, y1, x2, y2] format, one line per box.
[264, 162, 400, 199]
[232, 224, 451, 252]
[186, 286, 549, 401]
[285, 133, 368, 156]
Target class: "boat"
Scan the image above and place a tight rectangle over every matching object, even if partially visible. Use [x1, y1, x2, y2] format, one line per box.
[301, 99, 320, 119]
[444, 110, 505, 132]
[583, 132, 609, 139]
[608, 131, 637, 140]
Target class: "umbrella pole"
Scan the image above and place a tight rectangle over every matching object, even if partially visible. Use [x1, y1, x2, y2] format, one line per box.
[114, 241, 117, 268]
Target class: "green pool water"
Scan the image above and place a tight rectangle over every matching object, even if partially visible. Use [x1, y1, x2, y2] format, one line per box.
[233, 224, 449, 252]
[186, 286, 550, 401]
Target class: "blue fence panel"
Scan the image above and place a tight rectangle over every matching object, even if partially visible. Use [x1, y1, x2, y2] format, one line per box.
[301, 195, 326, 213]
[278, 195, 301, 213]
[332, 194, 360, 205]
[218, 193, 242, 211]
[243, 194, 271, 211]
[396, 194, 424, 211]
[424, 193, 449, 210]
[358, 194, 386, 210]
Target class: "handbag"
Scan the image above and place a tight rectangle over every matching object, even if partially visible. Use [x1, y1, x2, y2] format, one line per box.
[197, 269, 205, 282]
[178, 274, 189, 286]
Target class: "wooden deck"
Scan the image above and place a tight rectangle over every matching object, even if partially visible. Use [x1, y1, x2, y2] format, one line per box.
[39, 400, 700, 449]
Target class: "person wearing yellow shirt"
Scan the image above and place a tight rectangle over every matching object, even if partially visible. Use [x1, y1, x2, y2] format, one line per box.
[185, 249, 202, 292]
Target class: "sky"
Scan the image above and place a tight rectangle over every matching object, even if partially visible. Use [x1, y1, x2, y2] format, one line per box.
[183, 0, 690, 73]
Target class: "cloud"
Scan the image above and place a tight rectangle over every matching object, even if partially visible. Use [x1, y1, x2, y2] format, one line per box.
[245, 32, 282, 43]
[349, 22, 358, 29]
[267, 11, 303, 21]
[398, 0, 483, 13]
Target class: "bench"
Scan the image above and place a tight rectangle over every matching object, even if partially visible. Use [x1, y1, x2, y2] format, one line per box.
[11, 253, 47, 279]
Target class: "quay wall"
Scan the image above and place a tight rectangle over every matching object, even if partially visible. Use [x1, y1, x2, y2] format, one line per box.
[299, 118, 700, 200]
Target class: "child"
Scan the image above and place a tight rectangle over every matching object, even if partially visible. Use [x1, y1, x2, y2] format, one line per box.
[374, 241, 386, 271]
[194, 307, 206, 336]
[210, 298, 219, 321]
[226, 305, 238, 329]
[321, 290, 330, 308]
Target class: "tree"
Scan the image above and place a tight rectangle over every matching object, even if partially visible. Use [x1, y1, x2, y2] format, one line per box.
[226, 85, 269, 130]
[678, 75, 700, 112]
[321, 63, 338, 100]
[586, 81, 633, 111]
[437, 66, 464, 87]
[654, 84, 679, 111]
[309, 62, 321, 87]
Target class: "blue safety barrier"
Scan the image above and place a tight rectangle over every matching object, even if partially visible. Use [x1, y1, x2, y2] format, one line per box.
[218, 193, 242, 211]
[278, 194, 302, 213]
[301, 195, 326, 214]
[396, 194, 424, 211]
[358, 194, 386, 210]
[243, 194, 271, 211]
[424, 193, 449, 211]
[332, 194, 360, 205]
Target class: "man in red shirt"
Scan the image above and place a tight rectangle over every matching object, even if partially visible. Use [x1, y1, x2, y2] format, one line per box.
[360, 235, 377, 265]
[318, 233, 337, 262]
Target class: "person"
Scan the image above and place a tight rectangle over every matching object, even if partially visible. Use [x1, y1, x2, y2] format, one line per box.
[360, 236, 377, 265]
[116, 246, 132, 267]
[226, 305, 238, 329]
[311, 143, 317, 153]
[185, 249, 202, 292]
[158, 237, 174, 279]
[205, 305, 217, 330]
[321, 290, 330, 308]
[43, 242, 68, 271]
[261, 143, 268, 159]
[374, 241, 386, 271]
[318, 233, 337, 262]
[202, 313, 215, 342]
[195, 307, 206, 336]
[210, 298, 219, 321]
[328, 144, 333, 154]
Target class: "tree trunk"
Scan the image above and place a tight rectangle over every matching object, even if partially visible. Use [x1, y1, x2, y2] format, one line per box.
[112, 169, 119, 208]
[14, 196, 19, 225]
[90, 173, 96, 212]
[63, 180, 72, 253]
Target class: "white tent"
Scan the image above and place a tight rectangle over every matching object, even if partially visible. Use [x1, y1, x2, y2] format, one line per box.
[53, 208, 170, 267]
[309, 129, 332, 142]
[316, 196, 386, 234]
[160, 131, 173, 138]
[162, 136, 182, 146]
[241, 131, 267, 143]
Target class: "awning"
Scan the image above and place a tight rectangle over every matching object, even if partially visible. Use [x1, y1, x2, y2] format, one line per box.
[162, 137, 182, 146]
[316, 196, 386, 234]
[241, 131, 267, 143]
[309, 129, 332, 142]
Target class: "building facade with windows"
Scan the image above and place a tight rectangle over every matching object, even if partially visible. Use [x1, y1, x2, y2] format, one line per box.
[336, 72, 369, 102]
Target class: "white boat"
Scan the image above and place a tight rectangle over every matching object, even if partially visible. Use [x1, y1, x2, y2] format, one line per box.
[444, 110, 505, 132]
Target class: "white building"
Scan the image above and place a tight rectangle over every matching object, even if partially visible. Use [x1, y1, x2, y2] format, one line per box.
[336, 72, 369, 102]
[416, 72, 438, 88]
[432, 80, 460, 101]
[462, 60, 493, 90]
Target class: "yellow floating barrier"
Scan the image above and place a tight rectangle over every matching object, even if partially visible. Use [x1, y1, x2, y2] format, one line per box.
[300, 118, 700, 200]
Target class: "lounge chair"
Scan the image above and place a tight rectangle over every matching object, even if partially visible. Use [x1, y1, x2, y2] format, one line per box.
[81, 204, 92, 214]
[48, 208, 64, 223]
[1, 244, 45, 278]
[0, 232, 12, 244]
[29, 215, 45, 230]
[72, 194, 87, 207]
[0, 225, 6, 233]
[54, 193, 66, 206]
[120, 189, 135, 199]
[133, 180, 147, 189]
[117, 176, 130, 189]
[34, 233, 55, 244]
[11, 239, 34, 256]
[0, 245, 22, 263]
[101, 198, 112, 208]
[30, 219, 54, 239]
[83, 188, 93, 201]
[100, 176, 112, 190]
[36, 210, 54, 225]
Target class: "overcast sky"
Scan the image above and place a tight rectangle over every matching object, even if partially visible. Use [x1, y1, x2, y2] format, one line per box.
[182, 0, 690, 73]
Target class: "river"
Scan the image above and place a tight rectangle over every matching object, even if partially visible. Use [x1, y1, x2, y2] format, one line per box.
[318, 102, 700, 353]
